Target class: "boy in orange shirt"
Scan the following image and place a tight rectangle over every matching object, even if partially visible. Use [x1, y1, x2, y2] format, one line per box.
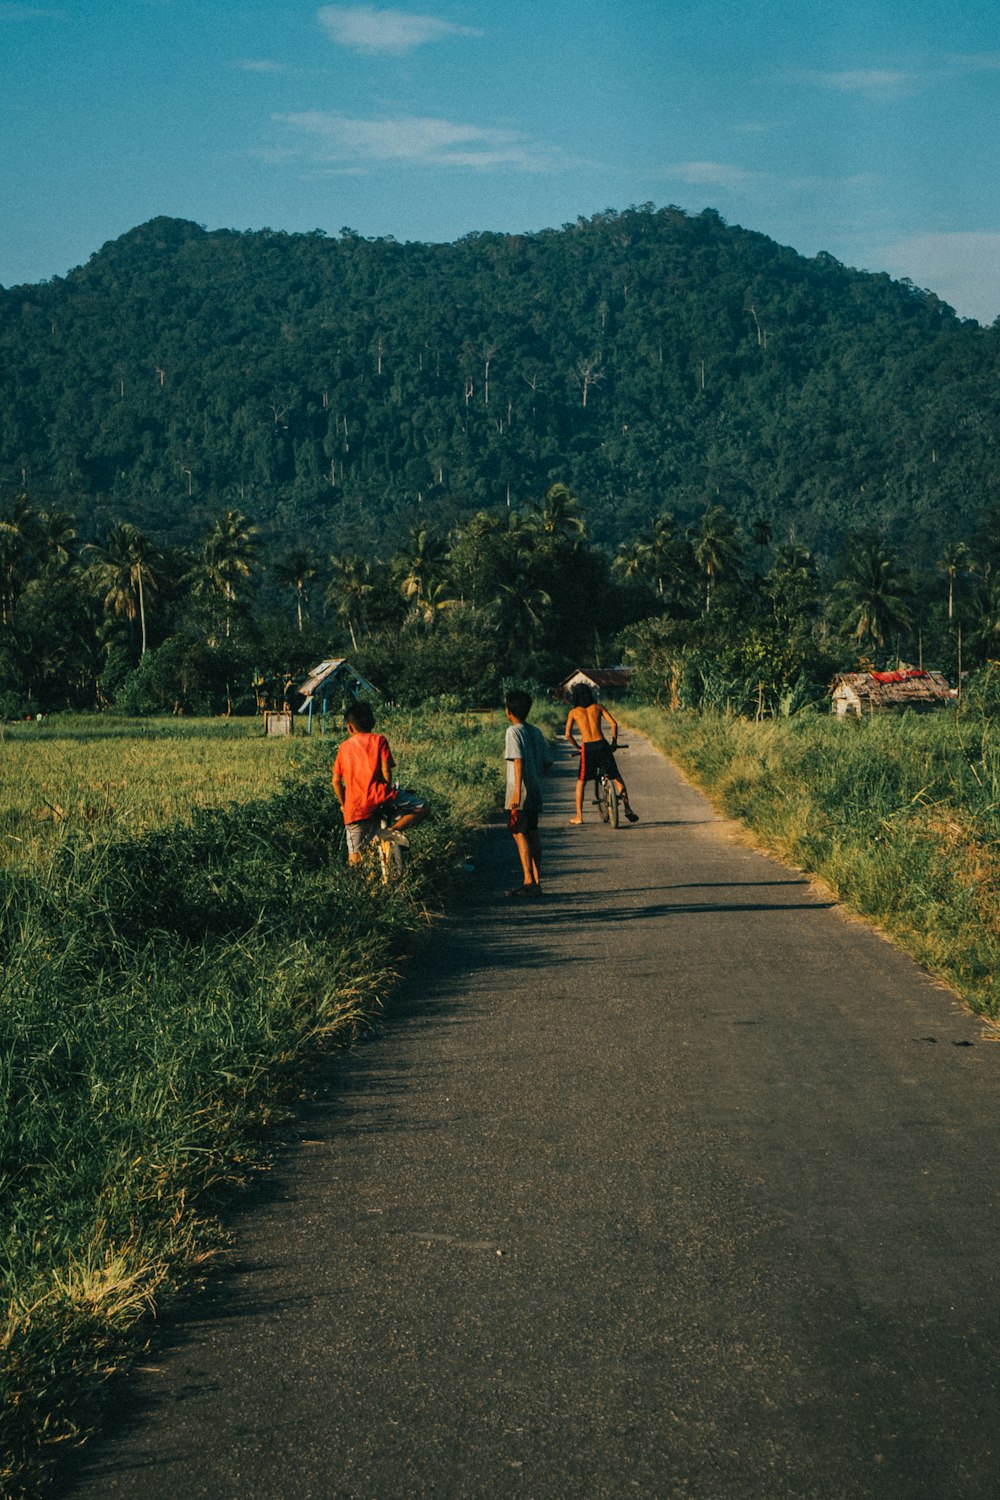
[332, 701, 428, 865]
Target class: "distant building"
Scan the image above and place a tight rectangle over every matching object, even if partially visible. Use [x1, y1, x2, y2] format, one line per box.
[558, 666, 632, 702]
[830, 669, 954, 716]
[297, 659, 381, 730]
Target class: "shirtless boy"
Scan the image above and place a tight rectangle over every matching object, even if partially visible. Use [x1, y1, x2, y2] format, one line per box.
[564, 683, 638, 824]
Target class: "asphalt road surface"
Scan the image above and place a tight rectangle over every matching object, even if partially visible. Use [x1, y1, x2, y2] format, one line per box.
[62, 732, 1000, 1500]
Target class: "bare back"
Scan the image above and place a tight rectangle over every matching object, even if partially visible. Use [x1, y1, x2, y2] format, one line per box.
[565, 700, 617, 745]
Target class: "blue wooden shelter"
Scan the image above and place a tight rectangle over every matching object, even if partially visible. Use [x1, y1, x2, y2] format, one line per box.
[296, 659, 381, 734]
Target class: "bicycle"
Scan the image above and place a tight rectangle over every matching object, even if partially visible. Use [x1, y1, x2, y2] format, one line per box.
[376, 817, 407, 881]
[593, 742, 628, 828]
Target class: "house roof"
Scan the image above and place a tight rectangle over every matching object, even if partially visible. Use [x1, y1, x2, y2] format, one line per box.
[831, 670, 953, 707]
[297, 658, 380, 703]
[560, 666, 632, 691]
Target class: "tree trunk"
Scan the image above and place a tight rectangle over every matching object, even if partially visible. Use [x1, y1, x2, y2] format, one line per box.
[137, 567, 147, 657]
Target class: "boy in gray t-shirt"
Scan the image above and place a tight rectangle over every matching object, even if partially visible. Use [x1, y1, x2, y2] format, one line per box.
[504, 688, 550, 898]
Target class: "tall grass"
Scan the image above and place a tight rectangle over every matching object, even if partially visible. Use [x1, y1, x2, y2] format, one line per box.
[0, 709, 509, 1496]
[625, 705, 1000, 1019]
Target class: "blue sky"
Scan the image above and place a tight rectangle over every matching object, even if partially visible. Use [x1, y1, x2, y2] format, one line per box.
[3, 0, 1000, 322]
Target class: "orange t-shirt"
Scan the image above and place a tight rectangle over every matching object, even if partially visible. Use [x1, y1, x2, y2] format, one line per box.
[332, 732, 394, 823]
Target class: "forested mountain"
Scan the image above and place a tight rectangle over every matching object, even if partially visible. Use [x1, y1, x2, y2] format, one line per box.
[3, 204, 998, 562]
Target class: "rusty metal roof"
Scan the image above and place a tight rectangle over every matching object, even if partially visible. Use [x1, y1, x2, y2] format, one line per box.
[297, 659, 380, 702]
[831, 671, 953, 706]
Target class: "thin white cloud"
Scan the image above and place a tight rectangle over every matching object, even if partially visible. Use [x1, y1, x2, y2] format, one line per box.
[660, 161, 765, 188]
[273, 111, 570, 170]
[316, 6, 481, 56]
[786, 171, 880, 192]
[234, 59, 291, 74]
[948, 53, 1000, 71]
[877, 232, 1000, 324]
[798, 68, 918, 100]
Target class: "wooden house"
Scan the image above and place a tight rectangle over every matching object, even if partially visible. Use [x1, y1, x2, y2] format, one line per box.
[558, 666, 632, 702]
[830, 669, 954, 717]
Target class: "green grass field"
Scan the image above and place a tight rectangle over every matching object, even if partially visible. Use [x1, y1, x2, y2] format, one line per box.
[624, 705, 1000, 1022]
[0, 710, 509, 1496]
[0, 716, 305, 869]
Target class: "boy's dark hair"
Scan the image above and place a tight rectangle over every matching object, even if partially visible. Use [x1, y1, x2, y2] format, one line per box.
[505, 689, 533, 721]
[345, 700, 376, 732]
[570, 683, 595, 707]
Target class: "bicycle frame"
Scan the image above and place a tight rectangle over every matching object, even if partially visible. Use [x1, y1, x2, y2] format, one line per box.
[591, 741, 628, 828]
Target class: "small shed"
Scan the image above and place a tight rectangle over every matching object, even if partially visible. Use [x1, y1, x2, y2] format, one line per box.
[830, 669, 954, 717]
[297, 659, 381, 733]
[558, 666, 632, 702]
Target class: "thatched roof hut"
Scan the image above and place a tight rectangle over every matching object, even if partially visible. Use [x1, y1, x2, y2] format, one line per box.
[830, 669, 954, 716]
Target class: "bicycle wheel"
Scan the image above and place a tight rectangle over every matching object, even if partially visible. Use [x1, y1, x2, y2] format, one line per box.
[378, 835, 405, 883]
[607, 779, 619, 828]
[596, 774, 610, 822]
[374, 828, 407, 882]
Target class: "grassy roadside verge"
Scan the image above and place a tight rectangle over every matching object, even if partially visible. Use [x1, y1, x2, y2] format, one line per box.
[623, 706, 1000, 1022]
[0, 709, 505, 1497]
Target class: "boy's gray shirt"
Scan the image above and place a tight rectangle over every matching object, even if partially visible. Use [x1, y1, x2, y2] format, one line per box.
[505, 722, 548, 811]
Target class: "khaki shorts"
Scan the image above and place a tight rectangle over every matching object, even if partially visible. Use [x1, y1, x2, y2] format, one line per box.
[345, 789, 426, 856]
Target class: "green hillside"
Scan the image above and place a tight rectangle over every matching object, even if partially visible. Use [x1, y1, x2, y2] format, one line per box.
[3, 205, 998, 559]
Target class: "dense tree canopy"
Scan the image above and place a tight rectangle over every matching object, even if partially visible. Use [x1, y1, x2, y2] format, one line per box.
[2, 480, 998, 720]
[4, 205, 1000, 718]
[2, 205, 998, 568]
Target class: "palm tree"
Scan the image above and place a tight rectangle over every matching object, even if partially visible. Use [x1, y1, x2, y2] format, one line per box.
[692, 504, 742, 611]
[938, 541, 971, 622]
[193, 510, 259, 639]
[85, 522, 160, 657]
[396, 525, 448, 611]
[490, 580, 552, 649]
[645, 512, 680, 596]
[612, 537, 650, 586]
[833, 533, 912, 652]
[403, 578, 461, 628]
[273, 547, 319, 632]
[612, 512, 678, 598]
[526, 482, 586, 541]
[38, 509, 79, 577]
[326, 554, 373, 651]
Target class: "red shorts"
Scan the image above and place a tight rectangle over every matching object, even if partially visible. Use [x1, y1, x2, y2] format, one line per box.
[508, 806, 539, 835]
[579, 740, 621, 783]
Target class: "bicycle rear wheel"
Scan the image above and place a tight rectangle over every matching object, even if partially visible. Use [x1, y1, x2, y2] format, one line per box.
[377, 834, 405, 883]
[596, 774, 610, 823]
[607, 779, 619, 828]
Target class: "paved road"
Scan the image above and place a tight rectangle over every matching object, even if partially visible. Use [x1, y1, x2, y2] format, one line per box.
[63, 732, 1000, 1499]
